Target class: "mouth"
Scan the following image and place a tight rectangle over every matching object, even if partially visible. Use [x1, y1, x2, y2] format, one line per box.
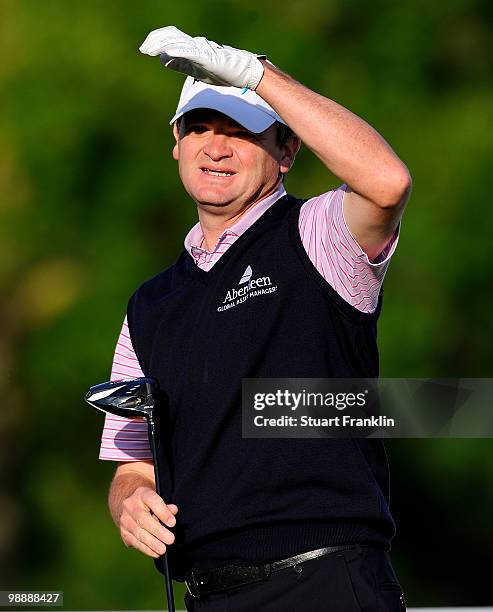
[200, 167, 236, 177]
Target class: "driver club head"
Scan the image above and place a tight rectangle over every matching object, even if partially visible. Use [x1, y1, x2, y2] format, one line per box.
[85, 377, 159, 420]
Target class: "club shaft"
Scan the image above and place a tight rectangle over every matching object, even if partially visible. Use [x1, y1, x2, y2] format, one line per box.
[148, 417, 175, 612]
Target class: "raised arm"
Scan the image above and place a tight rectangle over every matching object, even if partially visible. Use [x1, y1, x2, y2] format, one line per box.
[255, 62, 412, 260]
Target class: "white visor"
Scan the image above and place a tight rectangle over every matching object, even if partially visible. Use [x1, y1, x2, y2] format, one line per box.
[169, 77, 286, 133]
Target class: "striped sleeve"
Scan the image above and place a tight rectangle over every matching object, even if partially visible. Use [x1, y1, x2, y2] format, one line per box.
[299, 184, 399, 313]
[98, 316, 153, 462]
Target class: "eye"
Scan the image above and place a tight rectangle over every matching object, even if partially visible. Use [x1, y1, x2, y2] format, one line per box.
[185, 124, 209, 134]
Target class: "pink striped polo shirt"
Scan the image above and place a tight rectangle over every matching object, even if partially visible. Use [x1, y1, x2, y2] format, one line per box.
[99, 183, 399, 461]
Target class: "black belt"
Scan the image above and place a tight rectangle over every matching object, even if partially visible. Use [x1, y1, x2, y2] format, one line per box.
[185, 545, 356, 599]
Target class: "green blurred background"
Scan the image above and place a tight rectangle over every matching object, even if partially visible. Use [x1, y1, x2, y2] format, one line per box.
[1, 0, 492, 608]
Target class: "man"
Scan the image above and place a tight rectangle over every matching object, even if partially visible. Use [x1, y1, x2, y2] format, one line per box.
[99, 26, 411, 611]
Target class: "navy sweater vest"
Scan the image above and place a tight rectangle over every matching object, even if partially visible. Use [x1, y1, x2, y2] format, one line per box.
[127, 194, 395, 581]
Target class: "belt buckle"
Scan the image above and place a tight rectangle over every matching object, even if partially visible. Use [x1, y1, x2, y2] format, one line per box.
[185, 573, 201, 599]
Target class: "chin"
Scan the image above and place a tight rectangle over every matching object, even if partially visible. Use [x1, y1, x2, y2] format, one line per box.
[191, 188, 237, 208]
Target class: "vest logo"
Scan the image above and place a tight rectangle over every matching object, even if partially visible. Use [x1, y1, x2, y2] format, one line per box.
[239, 265, 253, 285]
[217, 265, 278, 312]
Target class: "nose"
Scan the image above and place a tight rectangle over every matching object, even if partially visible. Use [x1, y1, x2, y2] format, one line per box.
[202, 133, 233, 161]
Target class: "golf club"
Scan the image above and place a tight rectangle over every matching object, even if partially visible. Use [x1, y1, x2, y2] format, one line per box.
[85, 377, 175, 612]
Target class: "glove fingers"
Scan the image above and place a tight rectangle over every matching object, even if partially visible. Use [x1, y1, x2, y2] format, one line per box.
[139, 26, 194, 55]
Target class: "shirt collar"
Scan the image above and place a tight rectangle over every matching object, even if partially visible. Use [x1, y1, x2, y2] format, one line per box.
[184, 183, 287, 256]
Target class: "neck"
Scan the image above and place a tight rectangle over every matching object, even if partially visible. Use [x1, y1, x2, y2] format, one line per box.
[197, 181, 282, 251]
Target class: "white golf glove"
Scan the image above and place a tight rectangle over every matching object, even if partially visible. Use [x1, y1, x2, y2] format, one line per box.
[139, 26, 266, 90]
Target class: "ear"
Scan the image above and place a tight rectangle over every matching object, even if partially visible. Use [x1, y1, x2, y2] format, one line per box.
[279, 135, 301, 175]
[172, 122, 180, 161]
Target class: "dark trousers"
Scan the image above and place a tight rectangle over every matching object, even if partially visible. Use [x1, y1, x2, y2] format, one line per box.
[184, 546, 406, 612]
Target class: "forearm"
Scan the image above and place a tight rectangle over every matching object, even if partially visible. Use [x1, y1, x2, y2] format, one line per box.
[256, 61, 410, 206]
[108, 471, 155, 527]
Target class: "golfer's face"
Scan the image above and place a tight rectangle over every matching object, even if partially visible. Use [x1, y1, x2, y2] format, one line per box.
[172, 109, 283, 211]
